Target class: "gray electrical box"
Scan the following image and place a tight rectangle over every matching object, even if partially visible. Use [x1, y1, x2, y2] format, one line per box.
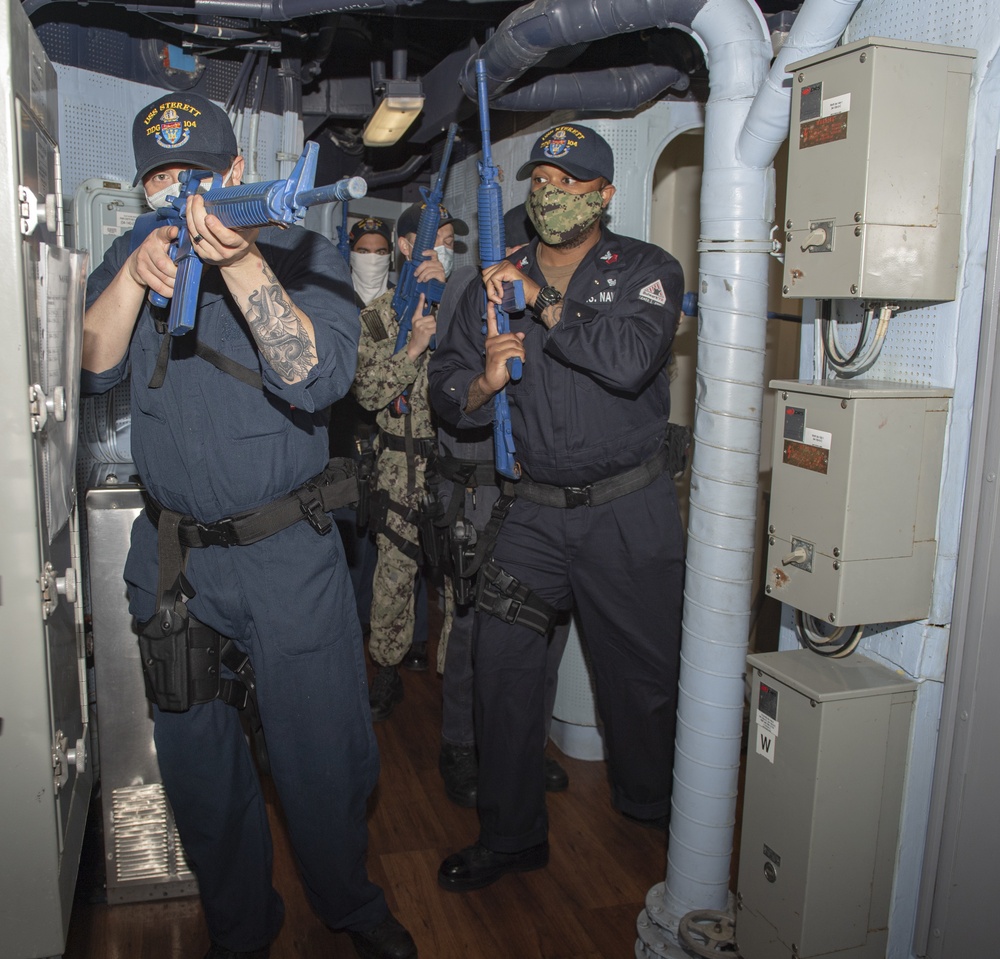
[782, 37, 975, 300]
[71, 176, 146, 256]
[736, 650, 916, 959]
[765, 379, 950, 626]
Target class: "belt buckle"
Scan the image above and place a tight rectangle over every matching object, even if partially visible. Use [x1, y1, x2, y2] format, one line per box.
[300, 493, 333, 535]
[196, 516, 238, 547]
[563, 486, 591, 508]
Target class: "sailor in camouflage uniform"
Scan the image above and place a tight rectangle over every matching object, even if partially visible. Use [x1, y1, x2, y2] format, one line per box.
[352, 202, 468, 720]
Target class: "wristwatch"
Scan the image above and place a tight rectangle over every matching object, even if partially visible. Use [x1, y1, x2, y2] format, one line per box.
[535, 285, 563, 312]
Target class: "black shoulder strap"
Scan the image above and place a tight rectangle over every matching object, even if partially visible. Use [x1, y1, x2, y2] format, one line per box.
[148, 333, 264, 392]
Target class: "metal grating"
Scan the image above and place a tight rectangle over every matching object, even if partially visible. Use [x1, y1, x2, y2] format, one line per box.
[847, 0, 993, 47]
[55, 65, 288, 198]
[111, 783, 193, 885]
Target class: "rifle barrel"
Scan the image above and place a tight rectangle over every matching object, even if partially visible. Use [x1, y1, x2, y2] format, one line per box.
[298, 176, 368, 207]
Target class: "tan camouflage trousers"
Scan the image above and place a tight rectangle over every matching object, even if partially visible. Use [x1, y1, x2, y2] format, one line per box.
[368, 448, 426, 668]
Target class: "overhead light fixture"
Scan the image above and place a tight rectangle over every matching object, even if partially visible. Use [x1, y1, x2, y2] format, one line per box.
[363, 78, 425, 147]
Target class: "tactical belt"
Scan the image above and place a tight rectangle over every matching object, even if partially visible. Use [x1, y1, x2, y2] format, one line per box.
[500, 423, 690, 509]
[143, 457, 358, 548]
[466, 424, 690, 635]
[377, 431, 437, 458]
[435, 454, 498, 489]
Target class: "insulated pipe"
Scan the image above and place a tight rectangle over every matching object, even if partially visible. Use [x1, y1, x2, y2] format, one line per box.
[461, 0, 707, 107]
[737, 0, 862, 168]
[23, 0, 419, 16]
[491, 65, 690, 112]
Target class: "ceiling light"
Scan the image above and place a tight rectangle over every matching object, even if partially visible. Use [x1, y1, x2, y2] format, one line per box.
[362, 79, 425, 147]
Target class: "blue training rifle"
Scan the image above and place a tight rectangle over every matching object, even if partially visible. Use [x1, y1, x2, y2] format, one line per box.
[134, 142, 366, 336]
[389, 121, 459, 415]
[336, 199, 351, 265]
[476, 58, 523, 481]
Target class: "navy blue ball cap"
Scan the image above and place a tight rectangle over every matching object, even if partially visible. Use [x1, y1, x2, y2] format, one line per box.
[515, 123, 614, 184]
[348, 216, 393, 248]
[396, 202, 469, 240]
[132, 92, 239, 186]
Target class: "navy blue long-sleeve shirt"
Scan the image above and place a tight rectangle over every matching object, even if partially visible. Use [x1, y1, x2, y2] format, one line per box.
[428, 227, 684, 487]
[82, 224, 359, 523]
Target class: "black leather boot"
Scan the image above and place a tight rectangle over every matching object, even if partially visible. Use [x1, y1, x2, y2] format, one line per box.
[369, 665, 403, 721]
[347, 911, 417, 958]
[439, 742, 477, 807]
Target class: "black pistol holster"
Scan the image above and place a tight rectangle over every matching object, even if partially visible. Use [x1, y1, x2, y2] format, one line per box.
[450, 515, 478, 606]
[138, 458, 357, 714]
[136, 510, 257, 715]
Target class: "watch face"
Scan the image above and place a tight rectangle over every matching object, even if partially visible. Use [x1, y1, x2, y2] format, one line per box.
[538, 286, 561, 309]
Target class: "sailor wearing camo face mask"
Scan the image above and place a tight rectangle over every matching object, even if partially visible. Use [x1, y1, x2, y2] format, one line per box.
[429, 123, 688, 891]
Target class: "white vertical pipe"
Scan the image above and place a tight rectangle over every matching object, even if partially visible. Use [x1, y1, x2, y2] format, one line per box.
[638, 0, 862, 950]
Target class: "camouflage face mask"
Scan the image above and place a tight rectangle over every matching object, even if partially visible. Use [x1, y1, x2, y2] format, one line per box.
[526, 184, 605, 245]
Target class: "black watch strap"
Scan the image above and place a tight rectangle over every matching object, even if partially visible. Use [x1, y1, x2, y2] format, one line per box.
[535, 285, 563, 311]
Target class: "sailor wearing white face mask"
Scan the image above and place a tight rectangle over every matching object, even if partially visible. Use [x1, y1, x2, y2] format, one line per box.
[347, 217, 394, 307]
[143, 161, 238, 210]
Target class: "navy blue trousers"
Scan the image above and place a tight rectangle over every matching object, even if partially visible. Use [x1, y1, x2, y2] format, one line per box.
[126, 514, 387, 952]
[472, 472, 685, 853]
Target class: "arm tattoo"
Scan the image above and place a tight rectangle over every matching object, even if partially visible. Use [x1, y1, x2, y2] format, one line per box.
[244, 264, 316, 381]
[464, 374, 495, 413]
[541, 301, 563, 329]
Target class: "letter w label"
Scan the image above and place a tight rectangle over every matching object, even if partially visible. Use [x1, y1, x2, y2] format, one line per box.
[755, 728, 775, 764]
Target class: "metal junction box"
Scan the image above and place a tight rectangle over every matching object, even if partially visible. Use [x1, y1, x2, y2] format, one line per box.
[782, 37, 975, 301]
[765, 379, 950, 626]
[736, 650, 916, 959]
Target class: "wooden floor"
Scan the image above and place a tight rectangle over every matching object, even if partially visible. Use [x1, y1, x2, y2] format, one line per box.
[63, 601, 746, 959]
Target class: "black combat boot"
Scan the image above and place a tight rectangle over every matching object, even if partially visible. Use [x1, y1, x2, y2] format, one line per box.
[439, 742, 478, 807]
[544, 756, 569, 792]
[369, 665, 403, 721]
[400, 642, 428, 671]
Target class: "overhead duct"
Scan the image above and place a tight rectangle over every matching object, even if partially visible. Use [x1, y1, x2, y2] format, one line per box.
[463, 0, 861, 952]
[489, 64, 690, 111]
[461, 0, 705, 111]
[24, 0, 422, 17]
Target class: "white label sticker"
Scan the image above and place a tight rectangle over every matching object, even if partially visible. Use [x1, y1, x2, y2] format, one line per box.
[118, 210, 140, 232]
[755, 725, 775, 764]
[821, 93, 851, 117]
[804, 427, 832, 450]
[757, 712, 779, 738]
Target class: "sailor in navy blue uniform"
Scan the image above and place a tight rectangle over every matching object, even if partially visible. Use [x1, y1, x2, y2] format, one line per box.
[429, 124, 686, 891]
[82, 92, 416, 959]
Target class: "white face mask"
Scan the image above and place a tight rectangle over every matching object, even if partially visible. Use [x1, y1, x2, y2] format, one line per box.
[434, 245, 455, 279]
[144, 164, 235, 211]
[350, 250, 391, 305]
[144, 182, 177, 211]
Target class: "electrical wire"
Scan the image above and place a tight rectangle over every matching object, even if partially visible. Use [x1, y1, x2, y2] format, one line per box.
[142, 16, 264, 44]
[794, 609, 866, 658]
[822, 302, 897, 377]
